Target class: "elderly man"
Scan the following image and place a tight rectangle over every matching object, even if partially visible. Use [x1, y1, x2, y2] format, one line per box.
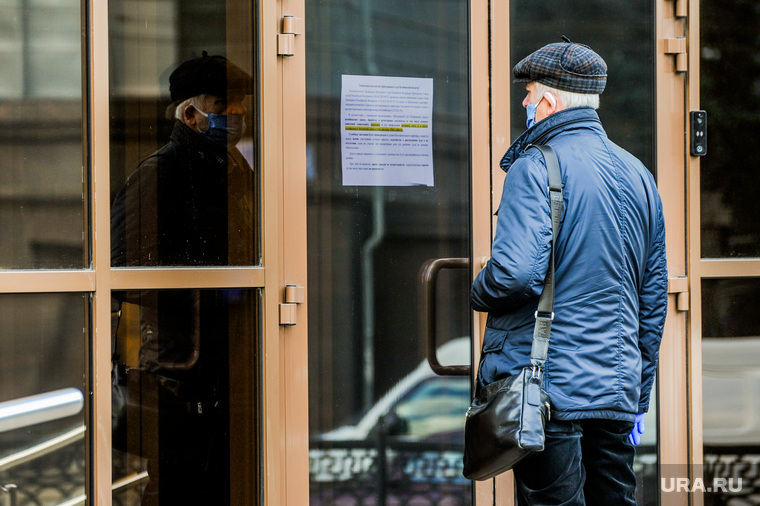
[112, 51, 254, 267]
[471, 38, 668, 505]
[110, 53, 255, 505]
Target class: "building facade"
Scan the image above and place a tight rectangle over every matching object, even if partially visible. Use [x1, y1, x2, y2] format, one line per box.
[0, 0, 755, 504]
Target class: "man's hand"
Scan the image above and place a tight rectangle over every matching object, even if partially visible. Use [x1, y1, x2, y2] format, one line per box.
[629, 413, 646, 445]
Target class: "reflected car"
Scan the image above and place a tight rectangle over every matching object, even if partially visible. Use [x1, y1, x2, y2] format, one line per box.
[309, 338, 472, 504]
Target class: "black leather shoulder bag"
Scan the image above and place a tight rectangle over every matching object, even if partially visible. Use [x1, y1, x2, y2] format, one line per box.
[463, 144, 563, 481]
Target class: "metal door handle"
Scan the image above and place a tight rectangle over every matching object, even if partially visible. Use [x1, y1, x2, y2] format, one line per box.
[421, 257, 470, 376]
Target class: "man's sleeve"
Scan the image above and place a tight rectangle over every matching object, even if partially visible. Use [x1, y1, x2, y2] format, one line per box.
[110, 160, 159, 268]
[637, 202, 669, 413]
[471, 156, 553, 314]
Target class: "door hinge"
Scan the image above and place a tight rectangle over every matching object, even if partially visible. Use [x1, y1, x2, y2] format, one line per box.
[664, 37, 687, 73]
[668, 276, 689, 312]
[666, 0, 687, 19]
[277, 15, 303, 57]
[279, 284, 305, 325]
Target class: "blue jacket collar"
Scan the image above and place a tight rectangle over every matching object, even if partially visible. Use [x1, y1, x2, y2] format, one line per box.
[500, 107, 605, 172]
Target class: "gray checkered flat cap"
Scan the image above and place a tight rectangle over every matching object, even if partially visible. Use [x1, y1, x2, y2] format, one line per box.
[513, 40, 607, 94]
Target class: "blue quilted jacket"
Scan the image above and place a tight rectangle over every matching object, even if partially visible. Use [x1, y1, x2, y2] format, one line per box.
[471, 107, 668, 421]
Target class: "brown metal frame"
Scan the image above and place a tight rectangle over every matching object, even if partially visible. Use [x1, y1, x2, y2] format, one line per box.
[474, 0, 515, 503]
[685, 0, 760, 505]
[687, 0, 705, 503]
[91, 0, 275, 502]
[63, 0, 305, 503]
[656, 1, 692, 505]
[261, 0, 309, 503]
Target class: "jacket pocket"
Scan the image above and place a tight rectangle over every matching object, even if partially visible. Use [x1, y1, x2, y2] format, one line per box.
[482, 327, 509, 353]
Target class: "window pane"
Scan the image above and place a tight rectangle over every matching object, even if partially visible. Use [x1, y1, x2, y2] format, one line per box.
[111, 288, 260, 504]
[0, 0, 86, 269]
[109, 1, 260, 268]
[510, 2, 655, 173]
[306, 1, 473, 503]
[700, 1, 760, 258]
[702, 278, 760, 502]
[393, 377, 470, 440]
[0, 293, 87, 505]
[27, 0, 82, 98]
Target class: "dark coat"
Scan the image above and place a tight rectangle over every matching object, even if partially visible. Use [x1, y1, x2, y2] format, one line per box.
[110, 120, 255, 372]
[111, 120, 254, 268]
[109, 120, 254, 503]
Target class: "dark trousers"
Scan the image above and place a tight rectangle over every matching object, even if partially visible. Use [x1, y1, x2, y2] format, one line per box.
[514, 418, 636, 506]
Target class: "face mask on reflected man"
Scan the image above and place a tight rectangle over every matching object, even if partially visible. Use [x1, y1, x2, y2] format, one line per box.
[197, 110, 246, 148]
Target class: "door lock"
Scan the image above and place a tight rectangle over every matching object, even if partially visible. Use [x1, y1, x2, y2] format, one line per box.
[690, 110, 707, 157]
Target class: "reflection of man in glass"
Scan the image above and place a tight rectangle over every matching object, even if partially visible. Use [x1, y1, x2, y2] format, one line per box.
[112, 51, 254, 268]
[111, 53, 255, 505]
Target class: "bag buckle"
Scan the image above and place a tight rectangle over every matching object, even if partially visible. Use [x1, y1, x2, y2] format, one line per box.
[534, 311, 554, 320]
[531, 365, 542, 380]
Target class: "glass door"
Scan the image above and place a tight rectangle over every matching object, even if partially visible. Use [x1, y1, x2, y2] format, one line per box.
[305, 1, 474, 503]
[699, 1, 760, 502]
[106, 1, 262, 504]
[0, 1, 88, 504]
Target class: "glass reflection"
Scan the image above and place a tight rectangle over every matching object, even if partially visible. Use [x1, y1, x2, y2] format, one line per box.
[702, 279, 760, 504]
[0, 0, 85, 269]
[111, 289, 259, 505]
[510, 0, 655, 173]
[109, 1, 259, 268]
[306, 0, 472, 503]
[701, 1, 760, 257]
[0, 293, 87, 505]
[110, 55, 256, 268]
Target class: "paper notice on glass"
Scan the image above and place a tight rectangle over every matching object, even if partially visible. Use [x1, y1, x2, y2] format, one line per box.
[341, 75, 434, 186]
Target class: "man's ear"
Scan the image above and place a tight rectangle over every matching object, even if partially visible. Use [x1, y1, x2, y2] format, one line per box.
[183, 105, 198, 127]
[544, 92, 559, 114]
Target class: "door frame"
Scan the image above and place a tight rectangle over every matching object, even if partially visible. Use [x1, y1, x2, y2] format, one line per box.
[475, 0, 515, 502]
[262, 0, 309, 503]
[656, 0, 692, 505]
[281, 0, 495, 502]
[275, 0, 701, 504]
[89, 0, 293, 503]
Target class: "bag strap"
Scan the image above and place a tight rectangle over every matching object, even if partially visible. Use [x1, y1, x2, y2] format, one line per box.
[525, 144, 563, 371]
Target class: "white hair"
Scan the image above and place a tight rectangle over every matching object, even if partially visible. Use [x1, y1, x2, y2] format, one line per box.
[534, 82, 600, 110]
[173, 94, 208, 121]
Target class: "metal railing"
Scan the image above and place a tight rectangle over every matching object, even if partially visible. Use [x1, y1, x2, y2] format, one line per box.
[0, 387, 150, 505]
[0, 389, 89, 506]
[56, 471, 150, 506]
[0, 388, 83, 434]
[309, 436, 469, 506]
[0, 425, 85, 473]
